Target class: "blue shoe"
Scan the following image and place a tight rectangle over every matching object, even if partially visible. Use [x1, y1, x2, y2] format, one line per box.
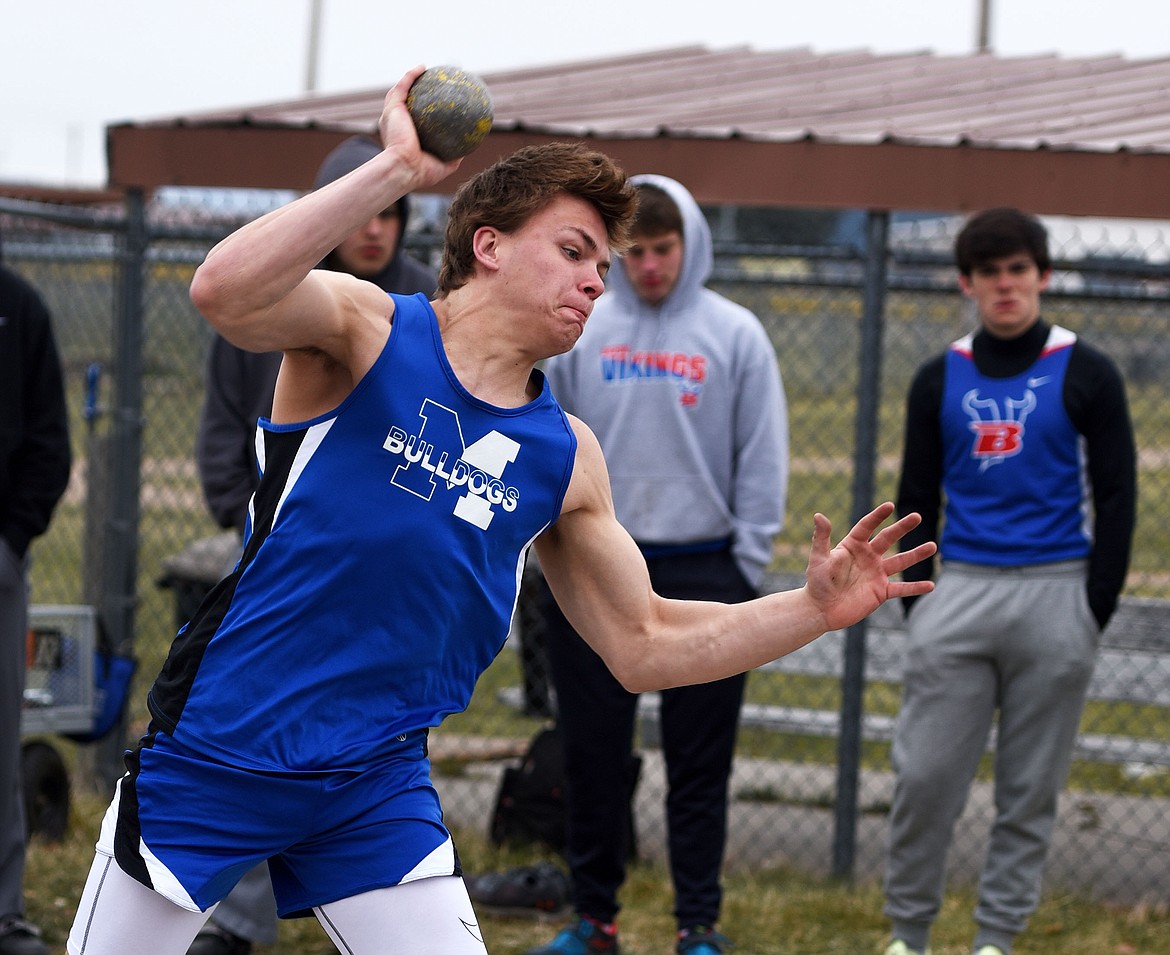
[524, 917, 620, 955]
[677, 926, 734, 954]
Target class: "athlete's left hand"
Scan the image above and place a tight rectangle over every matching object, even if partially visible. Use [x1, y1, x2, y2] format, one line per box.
[804, 502, 935, 633]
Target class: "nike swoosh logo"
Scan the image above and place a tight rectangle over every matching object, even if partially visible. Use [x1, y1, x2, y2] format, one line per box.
[1027, 375, 1052, 387]
[460, 918, 484, 943]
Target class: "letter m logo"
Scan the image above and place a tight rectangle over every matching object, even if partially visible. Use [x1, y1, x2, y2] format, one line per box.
[391, 399, 519, 529]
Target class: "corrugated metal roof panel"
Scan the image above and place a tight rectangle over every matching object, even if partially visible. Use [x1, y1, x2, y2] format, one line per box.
[105, 44, 1170, 217]
[147, 44, 1170, 155]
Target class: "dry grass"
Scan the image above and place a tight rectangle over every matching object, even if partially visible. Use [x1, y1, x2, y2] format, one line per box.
[23, 791, 1168, 955]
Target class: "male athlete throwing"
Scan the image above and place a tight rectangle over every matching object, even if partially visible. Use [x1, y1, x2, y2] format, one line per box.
[68, 66, 934, 955]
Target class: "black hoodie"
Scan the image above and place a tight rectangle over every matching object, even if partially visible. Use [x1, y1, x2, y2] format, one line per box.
[0, 232, 73, 558]
[311, 135, 439, 294]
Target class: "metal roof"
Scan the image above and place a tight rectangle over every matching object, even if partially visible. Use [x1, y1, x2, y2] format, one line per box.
[106, 44, 1170, 218]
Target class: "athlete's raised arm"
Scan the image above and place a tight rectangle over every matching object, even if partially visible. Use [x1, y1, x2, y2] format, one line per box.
[189, 67, 459, 366]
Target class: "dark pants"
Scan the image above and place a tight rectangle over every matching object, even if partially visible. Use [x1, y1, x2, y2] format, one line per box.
[542, 546, 754, 930]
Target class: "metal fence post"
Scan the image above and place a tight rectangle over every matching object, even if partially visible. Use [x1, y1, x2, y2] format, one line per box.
[91, 187, 148, 789]
[831, 209, 890, 880]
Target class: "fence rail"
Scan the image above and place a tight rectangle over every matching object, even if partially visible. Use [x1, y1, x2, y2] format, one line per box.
[638, 593, 1170, 768]
[3, 193, 1168, 905]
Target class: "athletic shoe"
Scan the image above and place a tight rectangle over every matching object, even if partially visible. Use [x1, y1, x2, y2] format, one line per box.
[0, 916, 49, 955]
[467, 861, 570, 917]
[186, 923, 253, 955]
[523, 916, 620, 954]
[677, 925, 735, 953]
[884, 941, 931, 955]
[974, 947, 1006, 955]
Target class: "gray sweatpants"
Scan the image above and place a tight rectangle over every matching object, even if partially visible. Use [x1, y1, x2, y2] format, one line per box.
[883, 560, 1098, 955]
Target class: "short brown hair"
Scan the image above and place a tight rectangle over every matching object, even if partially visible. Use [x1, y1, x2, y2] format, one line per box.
[436, 143, 637, 294]
[631, 183, 682, 238]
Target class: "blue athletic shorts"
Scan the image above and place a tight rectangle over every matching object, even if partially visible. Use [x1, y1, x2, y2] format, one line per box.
[97, 729, 456, 916]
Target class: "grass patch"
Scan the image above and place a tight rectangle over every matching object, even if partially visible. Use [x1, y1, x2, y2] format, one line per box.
[24, 792, 1169, 954]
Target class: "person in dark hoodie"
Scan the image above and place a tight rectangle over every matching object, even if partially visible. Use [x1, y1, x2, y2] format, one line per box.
[187, 136, 438, 955]
[0, 233, 72, 955]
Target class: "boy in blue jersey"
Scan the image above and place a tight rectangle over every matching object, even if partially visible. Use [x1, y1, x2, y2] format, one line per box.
[882, 208, 1136, 955]
[67, 66, 936, 955]
[188, 133, 441, 955]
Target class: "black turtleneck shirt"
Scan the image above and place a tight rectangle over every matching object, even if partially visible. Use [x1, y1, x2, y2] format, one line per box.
[896, 318, 1136, 629]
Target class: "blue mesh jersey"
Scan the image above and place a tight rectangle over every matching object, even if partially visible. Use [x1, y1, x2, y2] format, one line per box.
[148, 293, 577, 772]
[939, 324, 1090, 566]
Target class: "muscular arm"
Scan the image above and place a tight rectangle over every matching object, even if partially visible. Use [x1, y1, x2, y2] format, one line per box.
[535, 418, 935, 693]
[188, 68, 459, 394]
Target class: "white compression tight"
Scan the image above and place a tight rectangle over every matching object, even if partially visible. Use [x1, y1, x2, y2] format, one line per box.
[68, 853, 489, 955]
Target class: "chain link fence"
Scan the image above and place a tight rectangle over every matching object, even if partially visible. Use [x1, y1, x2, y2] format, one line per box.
[6, 193, 1169, 907]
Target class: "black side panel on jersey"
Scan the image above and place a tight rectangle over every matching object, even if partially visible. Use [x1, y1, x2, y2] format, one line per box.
[112, 735, 155, 889]
[146, 426, 309, 732]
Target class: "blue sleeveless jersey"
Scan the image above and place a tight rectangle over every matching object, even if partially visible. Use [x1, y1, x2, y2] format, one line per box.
[148, 293, 577, 771]
[939, 324, 1091, 566]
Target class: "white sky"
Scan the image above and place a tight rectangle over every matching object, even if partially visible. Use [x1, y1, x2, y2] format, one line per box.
[3, 0, 1169, 187]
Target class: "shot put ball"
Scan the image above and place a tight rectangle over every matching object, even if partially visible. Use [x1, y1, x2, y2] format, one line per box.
[406, 66, 494, 160]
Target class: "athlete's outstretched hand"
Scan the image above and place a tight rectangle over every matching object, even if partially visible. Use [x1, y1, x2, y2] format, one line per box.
[804, 502, 935, 633]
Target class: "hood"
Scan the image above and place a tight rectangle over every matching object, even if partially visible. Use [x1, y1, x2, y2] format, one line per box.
[602, 173, 713, 317]
[312, 134, 413, 244]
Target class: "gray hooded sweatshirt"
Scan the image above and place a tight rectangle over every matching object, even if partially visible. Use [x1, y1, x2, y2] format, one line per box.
[545, 174, 788, 587]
